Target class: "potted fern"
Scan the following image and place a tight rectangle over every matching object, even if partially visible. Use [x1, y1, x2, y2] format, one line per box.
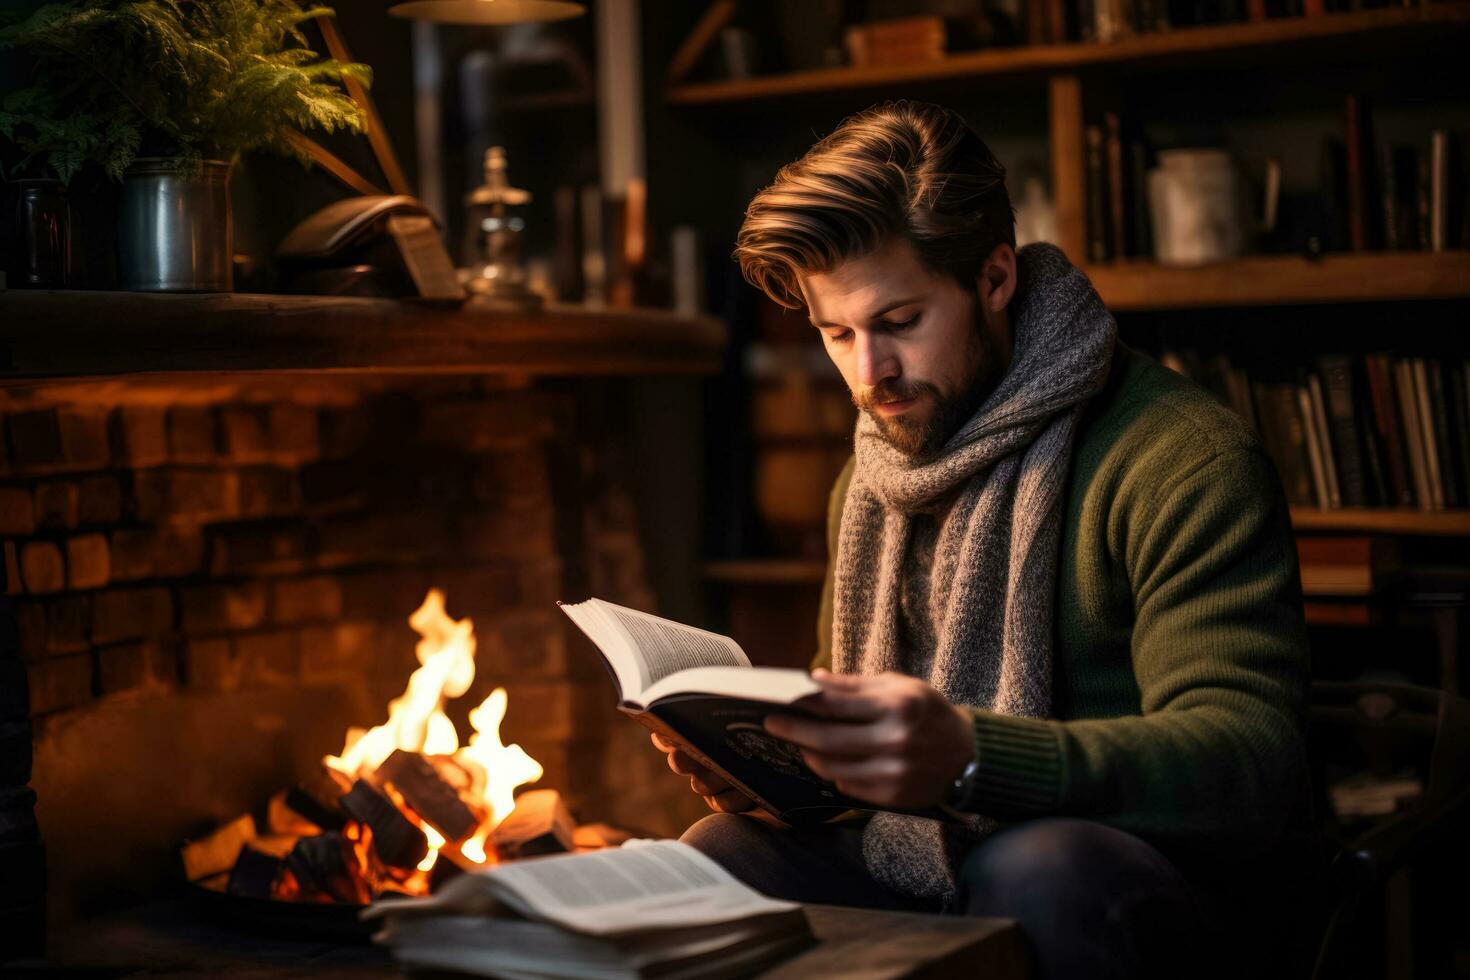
[0, 0, 370, 291]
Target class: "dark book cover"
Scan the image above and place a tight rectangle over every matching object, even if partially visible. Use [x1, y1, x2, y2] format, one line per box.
[1363, 353, 1415, 507]
[1105, 112, 1127, 260]
[1086, 124, 1109, 262]
[1427, 360, 1464, 508]
[1317, 354, 1370, 507]
[1026, 0, 1051, 44]
[640, 698, 947, 825]
[1254, 381, 1316, 506]
[1416, 143, 1432, 251]
[1127, 138, 1154, 258]
[1351, 356, 1390, 507]
[1381, 143, 1402, 250]
[1343, 95, 1370, 251]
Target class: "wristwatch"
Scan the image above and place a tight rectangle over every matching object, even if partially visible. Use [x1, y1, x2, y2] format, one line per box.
[948, 755, 981, 810]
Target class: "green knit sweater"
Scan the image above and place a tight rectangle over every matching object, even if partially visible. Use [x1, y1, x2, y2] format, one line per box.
[814, 341, 1313, 862]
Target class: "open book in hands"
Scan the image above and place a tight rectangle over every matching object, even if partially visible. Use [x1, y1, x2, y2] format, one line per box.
[558, 597, 921, 824]
[363, 839, 814, 979]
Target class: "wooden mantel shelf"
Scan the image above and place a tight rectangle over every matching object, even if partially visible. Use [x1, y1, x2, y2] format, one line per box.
[0, 291, 727, 381]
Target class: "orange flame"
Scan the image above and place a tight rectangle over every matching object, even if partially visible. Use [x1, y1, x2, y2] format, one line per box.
[324, 589, 543, 873]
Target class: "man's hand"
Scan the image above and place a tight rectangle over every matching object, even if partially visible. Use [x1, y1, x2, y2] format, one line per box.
[649, 732, 757, 814]
[763, 669, 975, 810]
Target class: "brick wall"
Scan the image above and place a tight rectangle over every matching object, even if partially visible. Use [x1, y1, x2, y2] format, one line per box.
[1, 376, 705, 924]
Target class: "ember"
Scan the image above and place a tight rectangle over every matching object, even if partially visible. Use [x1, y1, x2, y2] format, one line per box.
[181, 589, 577, 904]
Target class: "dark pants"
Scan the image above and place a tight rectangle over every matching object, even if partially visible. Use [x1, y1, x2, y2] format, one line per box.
[680, 813, 1232, 980]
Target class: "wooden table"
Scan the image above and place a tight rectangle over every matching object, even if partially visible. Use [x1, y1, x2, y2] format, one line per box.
[25, 898, 1030, 979]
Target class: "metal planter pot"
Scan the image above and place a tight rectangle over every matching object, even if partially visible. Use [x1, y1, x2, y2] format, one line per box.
[118, 158, 233, 291]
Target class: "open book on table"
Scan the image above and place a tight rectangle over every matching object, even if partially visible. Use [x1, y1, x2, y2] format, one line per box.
[558, 597, 930, 824]
[363, 839, 814, 980]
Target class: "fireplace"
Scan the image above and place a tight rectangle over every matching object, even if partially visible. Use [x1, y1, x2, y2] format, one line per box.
[0, 295, 722, 954]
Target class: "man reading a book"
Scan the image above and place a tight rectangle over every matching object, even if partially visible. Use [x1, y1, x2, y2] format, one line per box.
[652, 101, 1313, 979]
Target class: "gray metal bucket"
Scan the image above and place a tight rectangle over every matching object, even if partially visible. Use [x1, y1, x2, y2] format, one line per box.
[118, 158, 233, 291]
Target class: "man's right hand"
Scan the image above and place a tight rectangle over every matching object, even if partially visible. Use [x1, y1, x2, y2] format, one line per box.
[649, 732, 756, 814]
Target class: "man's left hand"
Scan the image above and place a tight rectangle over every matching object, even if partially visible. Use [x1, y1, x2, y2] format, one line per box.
[763, 669, 975, 810]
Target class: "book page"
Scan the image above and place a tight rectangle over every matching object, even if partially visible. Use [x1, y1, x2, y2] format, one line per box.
[637, 666, 819, 710]
[560, 598, 751, 698]
[468, 840, 796, 937]
[595, 600, 750, 685]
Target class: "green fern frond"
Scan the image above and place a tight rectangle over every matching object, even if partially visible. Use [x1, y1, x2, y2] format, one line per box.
[0, 0, 374, 183]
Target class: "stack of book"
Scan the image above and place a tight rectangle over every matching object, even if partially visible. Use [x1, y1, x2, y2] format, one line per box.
[365, 839, 815, 979]
[1084, 102, 1467, 262]
[1159, 348, 1470, 511]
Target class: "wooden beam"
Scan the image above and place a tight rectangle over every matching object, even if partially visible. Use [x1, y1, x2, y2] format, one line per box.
[316, 14, 414, 198]
[284, 130, 385, 197]
[666, 0, 736, 85]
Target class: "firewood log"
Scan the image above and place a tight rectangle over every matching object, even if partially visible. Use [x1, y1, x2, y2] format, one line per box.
[227, 845, 282, 900]
[572, 822, 634, 851]
[181, 814, 256, 882]
[376, 750, 479, 844]
[490, 789, 575, 860]
[339, 780, 427, 870]
[284, 769, 350, 832]
[269, 791, 321, 836]
[283, 831, 365, 904]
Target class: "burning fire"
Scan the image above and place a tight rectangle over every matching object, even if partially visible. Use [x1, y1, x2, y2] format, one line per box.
[325, 589, 543, 874]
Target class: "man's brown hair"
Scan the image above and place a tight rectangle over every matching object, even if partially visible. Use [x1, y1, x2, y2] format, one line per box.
[734, 100, 1016, 310]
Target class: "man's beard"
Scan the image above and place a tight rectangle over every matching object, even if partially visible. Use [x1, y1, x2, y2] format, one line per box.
[852, 327, 1001, 458]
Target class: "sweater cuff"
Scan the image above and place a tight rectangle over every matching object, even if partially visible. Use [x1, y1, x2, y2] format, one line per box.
[958, 710, 1064, 819]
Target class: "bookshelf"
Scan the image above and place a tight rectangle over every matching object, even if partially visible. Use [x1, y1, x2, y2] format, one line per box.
[1085, 251, 1470, 311]
[660, 5, 1470, 685]
[1289, 507, 1470, 536]
[667, 3, 1470, 105]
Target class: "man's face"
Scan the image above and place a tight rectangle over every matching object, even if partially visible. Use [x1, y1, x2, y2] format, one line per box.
[800, 236, 1013, 458]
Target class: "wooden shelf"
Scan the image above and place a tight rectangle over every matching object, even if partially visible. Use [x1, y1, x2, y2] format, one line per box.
[1082, 251, 1470, 310]
[703, 559, 827, 585]
[1290, 507, 1470, 536]
[0, 291, 727, 381]
[667, 3, 1470, 104]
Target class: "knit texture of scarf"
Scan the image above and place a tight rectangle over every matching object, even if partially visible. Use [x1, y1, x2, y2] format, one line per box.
[830, 241, 1117, 909]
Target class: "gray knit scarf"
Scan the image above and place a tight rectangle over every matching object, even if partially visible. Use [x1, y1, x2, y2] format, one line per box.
[830, 242, 1117, 909]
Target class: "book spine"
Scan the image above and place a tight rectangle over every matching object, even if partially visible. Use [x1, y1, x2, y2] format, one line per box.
[1381, 144, 1401, 250]
[1427, 359, 1462, 507]
[1364, 353, 1414, 507]
[1282, 384, 1319, 507]
[1307, 372, 1343, 509]
[1344, 96, 1368, 251]
[1027, 0, 1050, 44]
[1247, 0, 1267, 18]
[1352, 357, 1390, 507]
[1430, 129, 1448, 252]
[1317, 354, 1369, 506]
[1416, 146, 1432, 252]
[1050, 0, 1071, 41]
[1127, 139, 1153, 258]
[1261, 382, 1316, 506]
[1394, 358, 1432, 510]
[1105, 112, 1127, 259]
[1303, 0, 1326, 14]
[1298, 384, 1333, 510]
[1086, 124, 1109, 262]
[1411, 357, 1444, 510]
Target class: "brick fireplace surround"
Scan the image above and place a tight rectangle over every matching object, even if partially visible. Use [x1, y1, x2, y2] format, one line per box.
[0, 366, 712, 950]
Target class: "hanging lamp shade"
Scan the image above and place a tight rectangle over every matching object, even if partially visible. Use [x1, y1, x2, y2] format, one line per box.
[386, 0, 585, 23]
